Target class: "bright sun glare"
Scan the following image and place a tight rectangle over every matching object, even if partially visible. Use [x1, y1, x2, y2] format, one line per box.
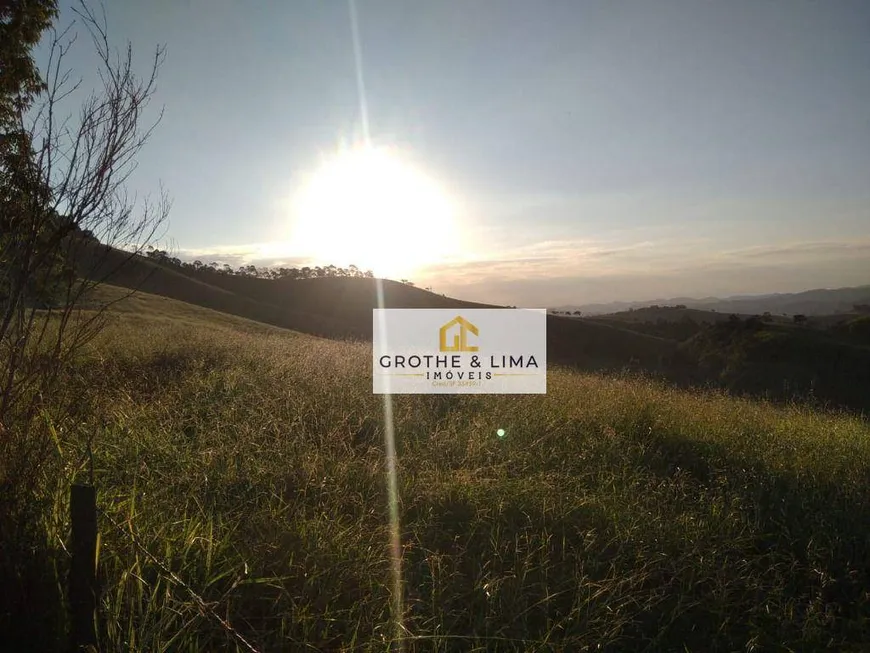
[290, 145, 459, 278]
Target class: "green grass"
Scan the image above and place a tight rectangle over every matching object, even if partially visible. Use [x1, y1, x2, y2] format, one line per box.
[8, 290, 870, 651]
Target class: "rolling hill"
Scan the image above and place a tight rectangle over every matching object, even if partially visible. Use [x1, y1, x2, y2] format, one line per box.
[73, 243, 870, 414]
[592, 305, 796, 324]
[676, 320, 870, 412]
[578, 305, 870, 413]
[76, 243, 676, 371]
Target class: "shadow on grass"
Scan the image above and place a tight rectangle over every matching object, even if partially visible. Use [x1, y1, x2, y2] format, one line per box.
[633, 428, 870, 647]
[0, 499, 67, 653]
[390, 437, 870, 653]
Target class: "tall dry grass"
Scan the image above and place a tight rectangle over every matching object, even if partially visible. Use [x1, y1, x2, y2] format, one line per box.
[5, 292, 870, 651]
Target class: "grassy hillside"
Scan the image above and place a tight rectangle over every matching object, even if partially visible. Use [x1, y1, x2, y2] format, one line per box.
[586, 307, 736, 342]
[79, 243, 870, 414]
[578, 307, 870, 414]
[76, 246, 677, 371]
[589, 305, 791, 326]
[678, 319, 870, 413]
[593, 304, 868, 334]
[5, 289, 870, 651]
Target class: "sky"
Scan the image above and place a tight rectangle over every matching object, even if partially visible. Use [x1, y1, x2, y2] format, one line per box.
[39, 0, 870, 306]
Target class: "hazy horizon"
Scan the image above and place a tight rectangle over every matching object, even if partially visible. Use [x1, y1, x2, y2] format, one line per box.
[42, 0, 870, 306]
[549, 282, 870, 311]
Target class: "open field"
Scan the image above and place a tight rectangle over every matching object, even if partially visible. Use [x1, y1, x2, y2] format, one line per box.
[75, 250, 870, 415]
[4, 289, 870, 651]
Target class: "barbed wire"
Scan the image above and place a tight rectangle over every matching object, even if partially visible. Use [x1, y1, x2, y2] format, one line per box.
[96, 505, 572, 652]
[98, 507, 265, 653]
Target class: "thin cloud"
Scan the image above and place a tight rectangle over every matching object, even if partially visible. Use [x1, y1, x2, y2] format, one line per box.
[717, 240, 870, 261]
[414, 233, 870, 305]
[418, 237, 675, 285]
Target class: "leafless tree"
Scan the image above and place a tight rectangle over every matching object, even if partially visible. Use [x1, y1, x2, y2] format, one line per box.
[0, 1, 169, 495]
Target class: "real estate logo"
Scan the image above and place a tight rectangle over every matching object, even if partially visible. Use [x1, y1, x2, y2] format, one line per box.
[439, 316, 479, 352]
[373, 309, 546, 394]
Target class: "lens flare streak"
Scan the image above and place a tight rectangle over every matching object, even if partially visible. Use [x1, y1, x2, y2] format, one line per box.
[350, 0, 406, 647]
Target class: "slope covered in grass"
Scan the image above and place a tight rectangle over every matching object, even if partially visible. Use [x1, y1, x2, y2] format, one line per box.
[9, 289, 870, 652]
[79, 250, 868, 414]
[679, 319, 870, 413]
[77, 239, 677, 370]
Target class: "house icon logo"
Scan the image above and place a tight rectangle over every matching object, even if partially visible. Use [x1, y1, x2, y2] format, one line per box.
[439, 316, 479, 352]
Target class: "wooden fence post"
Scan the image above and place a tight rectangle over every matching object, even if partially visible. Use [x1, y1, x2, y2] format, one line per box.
[69, 483, 98, 652]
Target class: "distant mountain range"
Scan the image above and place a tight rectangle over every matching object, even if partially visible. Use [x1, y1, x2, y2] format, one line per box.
[555, 285, 870, 317]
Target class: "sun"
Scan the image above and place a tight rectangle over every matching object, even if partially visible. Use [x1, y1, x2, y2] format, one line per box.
[289, 145, 459, 278]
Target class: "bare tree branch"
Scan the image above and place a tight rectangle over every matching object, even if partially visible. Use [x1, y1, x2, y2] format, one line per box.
[0, 0, 169, 488]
